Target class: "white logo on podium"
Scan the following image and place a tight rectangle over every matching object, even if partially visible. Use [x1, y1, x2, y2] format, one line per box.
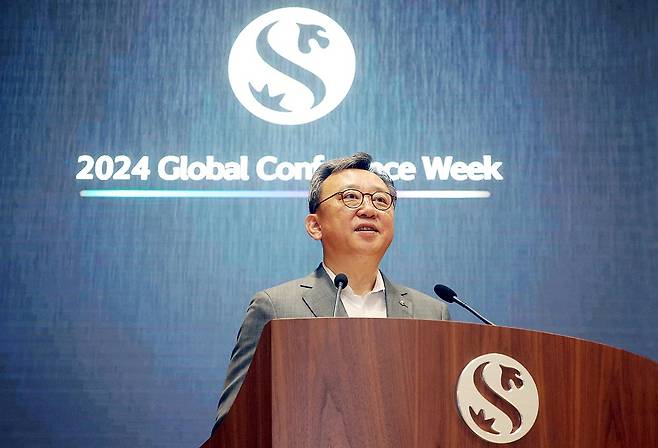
[228, 7, 356, 125]
[456, 353, 539, 444]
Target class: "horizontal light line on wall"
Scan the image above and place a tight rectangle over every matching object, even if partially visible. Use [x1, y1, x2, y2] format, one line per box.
[79, 189, 491, 199]
[396, 190, 491, 199]
[80, 189, 308, 198]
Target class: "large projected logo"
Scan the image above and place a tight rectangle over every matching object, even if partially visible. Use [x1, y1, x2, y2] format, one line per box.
[228, 7, 356, 125]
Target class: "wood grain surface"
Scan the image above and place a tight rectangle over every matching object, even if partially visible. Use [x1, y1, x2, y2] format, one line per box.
[205, 319, 658, 447]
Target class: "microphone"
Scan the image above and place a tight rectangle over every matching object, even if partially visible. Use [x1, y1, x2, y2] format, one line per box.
[333, 274, 348, 317]
[433, 284, 495, 326]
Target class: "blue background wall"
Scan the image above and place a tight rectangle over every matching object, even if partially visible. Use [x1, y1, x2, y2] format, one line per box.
[1, 0, 656, 446]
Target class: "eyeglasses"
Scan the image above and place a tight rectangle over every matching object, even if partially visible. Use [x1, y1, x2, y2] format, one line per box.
[317, 188, 396, 211]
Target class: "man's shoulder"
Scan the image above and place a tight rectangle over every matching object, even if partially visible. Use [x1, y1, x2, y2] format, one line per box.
[388, 280, 449, 320]
[399, 284, 435, 302]
[260, 266, 324, 296]
[250, 267, 328, 318]
[259, 275, 311, 298]
[394, 283, 438, 307]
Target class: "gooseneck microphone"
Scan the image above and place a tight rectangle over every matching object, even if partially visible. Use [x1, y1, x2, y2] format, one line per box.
[433, 284, 495, 326]
[333, 274, 349, 317]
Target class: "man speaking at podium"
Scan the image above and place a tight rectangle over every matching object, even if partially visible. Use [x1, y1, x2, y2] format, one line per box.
[213, 152, 450, 431]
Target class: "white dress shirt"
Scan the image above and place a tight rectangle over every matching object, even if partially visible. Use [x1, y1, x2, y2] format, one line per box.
[322, 264, 387, 318]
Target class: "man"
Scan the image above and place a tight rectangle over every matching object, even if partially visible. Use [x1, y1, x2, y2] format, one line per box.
[213, 152, 449, 431]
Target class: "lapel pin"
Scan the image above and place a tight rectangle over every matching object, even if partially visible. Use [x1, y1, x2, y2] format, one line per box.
[399, 299, 407, 307]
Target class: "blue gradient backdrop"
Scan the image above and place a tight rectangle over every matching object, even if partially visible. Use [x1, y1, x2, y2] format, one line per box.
[1, 0, 656, 446]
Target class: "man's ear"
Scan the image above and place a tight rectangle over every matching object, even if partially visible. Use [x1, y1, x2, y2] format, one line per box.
[305, 214, 322, 241]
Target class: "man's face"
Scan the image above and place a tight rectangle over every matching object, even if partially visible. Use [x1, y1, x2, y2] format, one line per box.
[307, 169, 395, 261]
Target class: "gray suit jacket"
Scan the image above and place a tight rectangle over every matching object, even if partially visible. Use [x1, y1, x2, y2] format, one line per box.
[213, 265, 449, 431]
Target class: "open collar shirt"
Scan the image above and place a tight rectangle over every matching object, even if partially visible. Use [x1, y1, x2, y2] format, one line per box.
[322, 263, 387, 318]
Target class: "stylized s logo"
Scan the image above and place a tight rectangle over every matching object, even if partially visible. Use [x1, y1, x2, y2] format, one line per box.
[228, 7, 355, 126]
[456, 353, 539, 443]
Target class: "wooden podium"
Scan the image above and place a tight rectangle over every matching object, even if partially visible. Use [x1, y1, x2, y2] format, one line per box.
[202, 319, 657, 447]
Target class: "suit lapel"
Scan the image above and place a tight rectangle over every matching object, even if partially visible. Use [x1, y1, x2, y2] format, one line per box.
[301, 265, 348, 317]
[300, 266, 411, 318]
[384, 275, 413, 318]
